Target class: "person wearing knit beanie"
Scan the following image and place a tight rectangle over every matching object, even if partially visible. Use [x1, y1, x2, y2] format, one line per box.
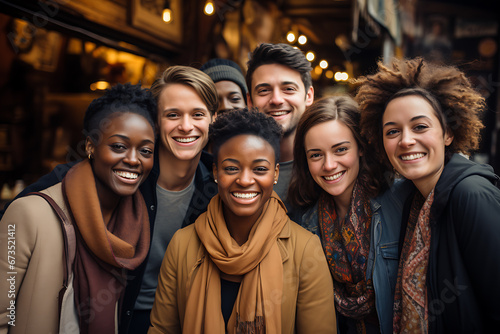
[200, 58, 247, 118]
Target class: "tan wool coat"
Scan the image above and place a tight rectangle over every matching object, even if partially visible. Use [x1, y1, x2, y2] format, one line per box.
[148, 220, 337, 334]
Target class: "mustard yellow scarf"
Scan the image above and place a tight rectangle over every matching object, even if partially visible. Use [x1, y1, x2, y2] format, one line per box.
[184, 191, 288, 333]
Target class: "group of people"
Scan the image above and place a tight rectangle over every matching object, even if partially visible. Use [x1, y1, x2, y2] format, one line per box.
[1, 42, 499, 334]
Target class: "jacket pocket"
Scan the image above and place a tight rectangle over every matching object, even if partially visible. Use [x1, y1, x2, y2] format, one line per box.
[380, 242, 399, 293]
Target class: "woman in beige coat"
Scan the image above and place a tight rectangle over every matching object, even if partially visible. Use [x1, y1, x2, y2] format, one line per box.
[0, 84, 155, 334]
[148, 109, 336, 334]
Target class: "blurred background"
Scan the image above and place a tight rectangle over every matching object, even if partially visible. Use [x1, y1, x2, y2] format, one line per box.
[0, 0, 498, 201]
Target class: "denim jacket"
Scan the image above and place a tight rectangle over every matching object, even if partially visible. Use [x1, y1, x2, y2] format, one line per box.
[294, 179, 411, 334]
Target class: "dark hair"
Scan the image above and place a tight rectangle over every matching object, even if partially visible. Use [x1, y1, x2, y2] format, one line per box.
[288, 96, 381, 209]
[354, 57, 485, 179]
[210, 108, 283, 165]
[246, 43, 312, 99]
[150, 65, 218, 115]
[83, 83, 156, 142]
[200, 58, 248, 96]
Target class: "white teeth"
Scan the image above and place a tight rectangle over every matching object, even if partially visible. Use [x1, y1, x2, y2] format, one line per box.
[175, 137, 197, 143]
[114, 171, 138, 179]
[324, 171, 344, 181]
[233, 192, 258, 199]
[401, 153, 425, 161]
[270, 111, 288, 116]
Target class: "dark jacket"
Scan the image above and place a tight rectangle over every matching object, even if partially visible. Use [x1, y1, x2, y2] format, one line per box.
[401, 154, 500, 333]
[0, 148, 217, 333]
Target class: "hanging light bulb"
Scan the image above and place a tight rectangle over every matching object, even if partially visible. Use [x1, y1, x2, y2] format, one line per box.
[298, 35, 307, 45]
[286, 32, 296, 43]
[306, 51, 315, 62]
[162, 0, 172, 23]
[204, 1, 215, 15]
[319, 60, 328, 69]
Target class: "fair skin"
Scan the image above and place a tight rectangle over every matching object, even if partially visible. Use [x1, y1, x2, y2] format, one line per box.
[85, 112, 155, 223]
[156, 84, 212, 191]
[305, 120, 361, 219]
[383, 95, 454, 198]
[213, 134, 279, 245]
[247, 64, 314, 162]
[214, 81, 246, 118]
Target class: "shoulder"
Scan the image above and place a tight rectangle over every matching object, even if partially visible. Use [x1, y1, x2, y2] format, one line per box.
[285, 220, 323, 258]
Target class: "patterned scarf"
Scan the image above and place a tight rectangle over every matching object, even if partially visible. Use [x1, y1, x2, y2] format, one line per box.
[183, 191, 288, 334]
[62, 160, 150, 334]
[393, 190, 434, 333]
[318, 181, 375, 331]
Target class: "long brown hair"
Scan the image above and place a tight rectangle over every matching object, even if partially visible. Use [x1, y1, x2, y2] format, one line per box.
[288, 96, 380, 209]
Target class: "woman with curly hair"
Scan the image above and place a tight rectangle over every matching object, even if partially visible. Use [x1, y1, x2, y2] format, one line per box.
[0, 83, 155, 333]
[148, 109, 336, 333]
[288, 96, 411, 334]
[354, 57, 500, 333]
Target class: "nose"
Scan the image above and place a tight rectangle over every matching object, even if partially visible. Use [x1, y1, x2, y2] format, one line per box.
[236, 169, 255, 187]
[219, 98, 230, 112]
[123, 149, 140, 167]
[178, 115, 194, 132]
[269, 88, 284, 106]
[399, 129, 416, 147]
[323, 153, 338, 171]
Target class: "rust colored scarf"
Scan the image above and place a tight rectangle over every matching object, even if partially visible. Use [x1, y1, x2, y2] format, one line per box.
[318, 181, 376, 332]
[62, 160, 150, 334]
[393, 190, 434, 334]
[184, 191, 288, 334]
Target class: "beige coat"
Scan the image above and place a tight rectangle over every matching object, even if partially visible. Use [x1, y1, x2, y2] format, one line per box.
[0, 184, 81, 334]
[148, 220, 337, 334]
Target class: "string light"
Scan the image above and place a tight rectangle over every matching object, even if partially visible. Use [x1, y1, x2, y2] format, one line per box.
[298, 35, 307, 45]
[334, 72, 349, 81]
[162, 0, 172, 23]
[319, 60, 328, 69]
[286, 32, 296, 43]
[204, 1, 214, 15]
[306, 51, 315, 62]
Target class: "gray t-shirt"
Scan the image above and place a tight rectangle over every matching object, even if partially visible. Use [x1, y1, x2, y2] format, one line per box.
[274, 160, 293, 202]
[134, 178, 195, 310]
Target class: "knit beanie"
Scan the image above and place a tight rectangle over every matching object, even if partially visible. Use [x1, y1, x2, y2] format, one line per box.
[200, 58, 248, 96]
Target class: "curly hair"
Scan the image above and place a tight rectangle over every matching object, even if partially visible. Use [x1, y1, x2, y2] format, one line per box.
[83, 83, 157, 142]
[354, 57, 485, 180]
[287, 96, 382, 209]
[210, 108, 283, 165]
[150, 65, 219, 115]
[246, 43, 312, 99]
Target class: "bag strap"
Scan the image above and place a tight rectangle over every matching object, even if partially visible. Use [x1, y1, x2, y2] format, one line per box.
[27, 192, 76, 321]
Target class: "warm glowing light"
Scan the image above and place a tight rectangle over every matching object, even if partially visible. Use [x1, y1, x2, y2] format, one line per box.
[298, 35, 307, 45]
[334, 72, 349, 81]
[325, 70, 334, 79]
[306, 51, 315, 62]
[90, 81, 110, 91]
[314, 65, 322, 75]
[204, 1, 214, 15]
[162, 8, 172, 23]
[286, 32, 296, 43]
[319, 60, 328, 69]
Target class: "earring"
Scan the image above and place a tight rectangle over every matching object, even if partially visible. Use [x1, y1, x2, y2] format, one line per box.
[88, 153, 92, 160]
[214, 179, 218, 183]
[273, 180, 277, 184]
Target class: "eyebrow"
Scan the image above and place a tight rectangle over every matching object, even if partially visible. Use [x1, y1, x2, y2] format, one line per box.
[221, 158, 271, 164]
[109, 134, 154, 145]
[383, 115, 431, 128]
[306, 141, 350, 153]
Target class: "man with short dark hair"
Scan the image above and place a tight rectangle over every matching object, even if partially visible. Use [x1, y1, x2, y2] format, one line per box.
[246, 43, 314, 204]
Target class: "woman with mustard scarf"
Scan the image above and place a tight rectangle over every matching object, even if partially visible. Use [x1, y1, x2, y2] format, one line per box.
[0, 83, 154, 334]
[148, 109, 336, 333]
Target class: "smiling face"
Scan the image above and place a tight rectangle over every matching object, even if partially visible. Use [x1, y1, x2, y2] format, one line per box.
[248, 63, 313, 138]
[87, 112, 155, 199]
[214, 80, 246, 117]
[157, 83, 212, 161]
[383, 95, 453, 197]
[213, 134, 279, 226]
[305, 120, 361, 205]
